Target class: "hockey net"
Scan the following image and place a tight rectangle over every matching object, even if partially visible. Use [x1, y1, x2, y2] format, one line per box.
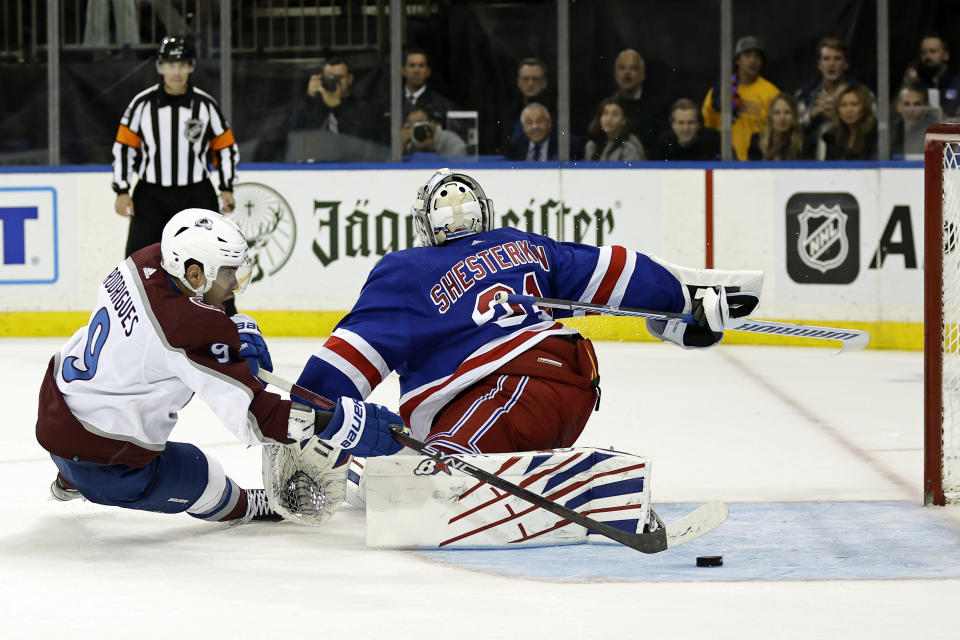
[925, 124, 960, 505]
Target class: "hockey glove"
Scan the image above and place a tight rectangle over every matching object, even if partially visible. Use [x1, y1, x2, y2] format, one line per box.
[232, 313, 273, 375]
[646, 286, 732, 349]
[287, 399, 405, 458]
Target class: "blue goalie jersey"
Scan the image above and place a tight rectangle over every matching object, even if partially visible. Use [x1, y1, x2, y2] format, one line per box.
[297, 227, 685, 438]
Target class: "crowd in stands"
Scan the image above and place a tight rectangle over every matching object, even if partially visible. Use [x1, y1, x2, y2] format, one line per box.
[276, 31, 960, 162]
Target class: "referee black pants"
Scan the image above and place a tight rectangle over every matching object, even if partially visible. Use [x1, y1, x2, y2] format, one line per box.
[126, 180, 219, 257]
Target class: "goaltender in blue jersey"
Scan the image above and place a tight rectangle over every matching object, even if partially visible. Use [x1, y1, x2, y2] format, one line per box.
[297, 169, 763, 454]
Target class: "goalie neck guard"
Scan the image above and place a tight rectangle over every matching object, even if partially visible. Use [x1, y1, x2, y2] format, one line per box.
[160, 208, 251, 296]
[411, 168, 495, 246]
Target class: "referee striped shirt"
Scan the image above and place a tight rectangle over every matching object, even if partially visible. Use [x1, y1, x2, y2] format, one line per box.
[112, 84, 238, 194]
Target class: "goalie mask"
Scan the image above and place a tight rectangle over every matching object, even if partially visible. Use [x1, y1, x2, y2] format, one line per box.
[411, 168, 494, 246]
[160, 208, 252, 296]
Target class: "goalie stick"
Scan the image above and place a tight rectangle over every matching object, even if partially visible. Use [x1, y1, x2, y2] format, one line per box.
[256, 367, 728, 554]
[493, 292, 871, 352]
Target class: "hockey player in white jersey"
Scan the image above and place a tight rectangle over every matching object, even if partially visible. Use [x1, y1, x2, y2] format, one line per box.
[36, 208, 404, 524]
[296, 169, 763, 456]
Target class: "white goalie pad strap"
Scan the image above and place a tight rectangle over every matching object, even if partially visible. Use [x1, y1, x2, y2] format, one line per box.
[364, 447, 652, 549]
[262, 436, 348, 526]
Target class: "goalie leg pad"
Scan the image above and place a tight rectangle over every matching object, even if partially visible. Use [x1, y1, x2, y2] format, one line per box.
[262, 436, 349, 526]
[364, 447, 652, 549]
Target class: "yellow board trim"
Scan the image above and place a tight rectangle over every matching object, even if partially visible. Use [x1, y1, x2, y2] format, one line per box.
[0, 311, 923, 350]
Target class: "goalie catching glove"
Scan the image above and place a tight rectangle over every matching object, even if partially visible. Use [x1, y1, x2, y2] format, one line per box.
[287, 398, 405, 457]
[646, 257, 763, 349]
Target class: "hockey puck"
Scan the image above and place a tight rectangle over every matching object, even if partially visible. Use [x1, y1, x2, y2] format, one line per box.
[696, 555, 723, 567]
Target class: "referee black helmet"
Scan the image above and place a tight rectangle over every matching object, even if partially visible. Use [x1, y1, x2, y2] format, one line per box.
[158, 35, 196, 63]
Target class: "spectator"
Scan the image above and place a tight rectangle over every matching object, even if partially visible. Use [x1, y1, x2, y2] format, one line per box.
[701, 36, 780, 161]
[506, 102, 555, 161]
[505, 103, 583, 161]
[903, 32, 960, 118]
[287, 57, 377, 141]
[85, 0, 139, 46]
[794, 38, 869, 151]
[604, 49, 666, 153]
[821, 84, 877, 160]
[402, 108, 468, 158]
[402, 48, 453, 123]
[748, 93, 811, 161]
[584, 97, 645, 161]
[499, 58, 554, 152]
[649, 98, 721, 161]
[891, 80, 941, 157]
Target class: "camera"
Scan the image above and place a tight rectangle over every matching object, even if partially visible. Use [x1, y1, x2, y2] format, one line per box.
[412, 121, 432, 142]
[320, 73, 340, 93]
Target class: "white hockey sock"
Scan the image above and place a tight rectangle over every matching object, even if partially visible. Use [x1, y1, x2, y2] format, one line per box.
[186, 453, 241, 521]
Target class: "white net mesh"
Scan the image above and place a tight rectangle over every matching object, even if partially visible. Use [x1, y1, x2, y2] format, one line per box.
[261, 438, 348, 526]
[941, 140, 960, 503]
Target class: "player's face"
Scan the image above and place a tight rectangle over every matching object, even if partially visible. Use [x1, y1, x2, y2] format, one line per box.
[920, 37, 949, 68]
[770, 99, 794, 133]
[158, 61, 194, 93]
[600, 103, 626, 138]
[671, 108, 699, 146]
[521, 106, 551, 143]
[818, 47, 848, 82]
[837, 92, 864, 125]
[203, 267, 240, 308]
[517, 64, 547, 98]
[402, 54, 431, 89]
[615, 53, 645, 93]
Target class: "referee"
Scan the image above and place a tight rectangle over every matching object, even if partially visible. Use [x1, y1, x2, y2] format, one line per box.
[112, 35, 238, 259]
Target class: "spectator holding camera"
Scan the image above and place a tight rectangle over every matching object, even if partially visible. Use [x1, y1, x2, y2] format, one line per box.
[402, 108, 467, 158]
[288, 57, 377, 141]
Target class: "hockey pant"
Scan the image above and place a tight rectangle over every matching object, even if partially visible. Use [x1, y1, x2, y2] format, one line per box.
[125, 180, 219, 257]
[50, 442, 244, 522]
[426, 335, 600, 455]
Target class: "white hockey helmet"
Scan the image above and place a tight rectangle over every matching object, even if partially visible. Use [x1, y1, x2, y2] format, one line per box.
[160, 208, 252, 296]
[411, 168, 494, 246]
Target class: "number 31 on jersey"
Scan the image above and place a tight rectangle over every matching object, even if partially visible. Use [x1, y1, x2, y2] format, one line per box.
[471, 272, 552, 328]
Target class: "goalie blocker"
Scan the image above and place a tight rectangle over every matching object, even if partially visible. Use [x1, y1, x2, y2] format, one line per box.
[644, 257, 763, 348]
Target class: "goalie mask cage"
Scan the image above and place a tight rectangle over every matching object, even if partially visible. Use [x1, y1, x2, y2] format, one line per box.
[925, 123, 960, 506]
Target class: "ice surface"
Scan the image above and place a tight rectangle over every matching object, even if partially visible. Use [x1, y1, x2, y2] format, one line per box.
[3, 338, 958, 639]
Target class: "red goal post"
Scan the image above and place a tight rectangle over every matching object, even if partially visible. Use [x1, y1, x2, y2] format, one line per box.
[925, 123, 960, 506]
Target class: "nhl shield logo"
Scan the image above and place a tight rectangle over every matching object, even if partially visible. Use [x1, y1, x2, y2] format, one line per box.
[797, 204, 848, 273]
[183, 117, 204, 143]
[786, 192, 859, 285]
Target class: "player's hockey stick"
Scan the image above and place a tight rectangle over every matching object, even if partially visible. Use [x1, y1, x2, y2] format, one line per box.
[493, 292, 871, 352]
[256, 367, 728, 554]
